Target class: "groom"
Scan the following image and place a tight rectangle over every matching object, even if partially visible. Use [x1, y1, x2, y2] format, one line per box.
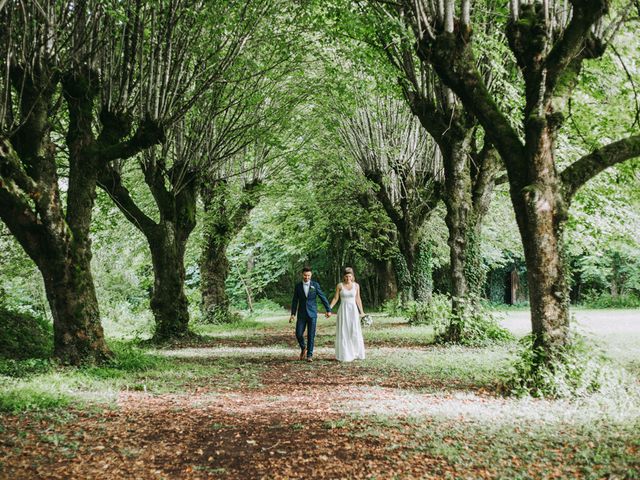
[290, 266, 331, 362]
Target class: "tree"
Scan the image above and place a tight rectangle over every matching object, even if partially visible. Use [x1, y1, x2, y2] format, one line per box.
[200, 152, 267, 323]
[356, 2, 505, 341]
[0, 1, 165, 363]
[197, 37, 309, 322]
[339, 97, 442, 302]
[98, 126, 198, 341]
[394, 0, 640, 359]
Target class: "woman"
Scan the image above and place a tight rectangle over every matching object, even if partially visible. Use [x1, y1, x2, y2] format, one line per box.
[330, 267, 366, 362]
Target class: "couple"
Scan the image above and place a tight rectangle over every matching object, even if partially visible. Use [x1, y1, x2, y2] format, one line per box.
[289, 266, 366, 362]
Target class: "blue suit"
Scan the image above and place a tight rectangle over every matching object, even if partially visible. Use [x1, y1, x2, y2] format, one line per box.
[291, 280, 331, 358]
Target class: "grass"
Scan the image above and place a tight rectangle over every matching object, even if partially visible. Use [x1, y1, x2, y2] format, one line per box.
[364, 345, 514, 389]
[0, 341, 264, 412]
[347, 415, 640, 479]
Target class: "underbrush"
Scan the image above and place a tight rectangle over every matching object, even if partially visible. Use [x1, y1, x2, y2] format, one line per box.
[0, 342, 165, 412]
[387, 294, 513, 347]
[502, 332, 640, 399]
[579, 292, 640, 309]
[0, 304, 52, 360]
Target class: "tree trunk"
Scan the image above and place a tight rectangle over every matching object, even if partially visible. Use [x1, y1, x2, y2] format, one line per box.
[373, 259, 398, 305]
[149, 228, 190, 341]
[413, 237, 433, 302]
[97, 157, 196, 342]
[41, 243, 111, 364]
[512, 133, 570, 353]
[392, 250, 412, 306]
[200, 230, 231, 322]
[440, 138, 472, 340]
[200, 179, 260, 323]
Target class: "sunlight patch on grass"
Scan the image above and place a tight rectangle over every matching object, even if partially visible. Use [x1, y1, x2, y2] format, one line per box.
[156, 345, 295, 359]
[364, 345, 515, 388]
[339, 384, 640, 427]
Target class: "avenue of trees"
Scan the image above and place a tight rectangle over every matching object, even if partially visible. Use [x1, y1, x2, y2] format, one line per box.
[1, 0, 639, 392]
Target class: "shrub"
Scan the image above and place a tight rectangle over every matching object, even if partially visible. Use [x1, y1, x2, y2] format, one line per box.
[0, 358, 53, 378]
[251, 298, 284, 312]
[579, 292, 640, 309]
[406, 294, 450, 326]
[502, 332, 638, 398]
[81, 342, 165, 379]
[0, 305, 53, 360]
[407, 294, 513, 347]
[382, 298, 406, 317]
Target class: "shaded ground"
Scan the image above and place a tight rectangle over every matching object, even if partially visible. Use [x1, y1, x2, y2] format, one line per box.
[1, 310, 640, 479]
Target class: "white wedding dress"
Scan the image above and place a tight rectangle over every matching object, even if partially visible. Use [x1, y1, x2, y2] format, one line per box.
[335, 283, 365, 362]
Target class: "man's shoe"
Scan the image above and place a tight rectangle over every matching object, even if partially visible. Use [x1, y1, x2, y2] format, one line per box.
[306, 356, 313, 362]
[300, 348, 307, 360]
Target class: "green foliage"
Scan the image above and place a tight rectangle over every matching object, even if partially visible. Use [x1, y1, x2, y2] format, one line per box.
[0, 302, 53, 360]
[251, 298, 285, 313]
[413, 237, 434, 302]
[404, 294, 513, 347]
[464, 226, 488, 298]
[503, 333, 638, 399]
[579, 292, 640, 309]
[81, 342, 166, 379]
[406, 294, 451, 326]
[0, 358, 53, 378]
[437, 297, 513, 347]
[381, 297, 404, 317]
[392, 250, 412, 304]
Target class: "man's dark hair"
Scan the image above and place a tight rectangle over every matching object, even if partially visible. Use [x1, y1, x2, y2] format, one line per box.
[302, 266, 312, 273]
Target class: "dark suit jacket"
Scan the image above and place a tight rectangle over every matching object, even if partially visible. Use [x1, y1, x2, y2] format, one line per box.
[291, 280, 331, 320]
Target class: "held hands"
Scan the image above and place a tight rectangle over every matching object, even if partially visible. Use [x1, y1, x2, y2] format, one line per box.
[325, 311, 331, 318]
[289, 315, 295, 323]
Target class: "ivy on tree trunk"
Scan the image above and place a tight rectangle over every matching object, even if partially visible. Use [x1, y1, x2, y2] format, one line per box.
[200, 178, 261, 323]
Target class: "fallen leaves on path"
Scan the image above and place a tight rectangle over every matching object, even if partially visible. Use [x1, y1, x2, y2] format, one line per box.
[1, 349, 637, 479]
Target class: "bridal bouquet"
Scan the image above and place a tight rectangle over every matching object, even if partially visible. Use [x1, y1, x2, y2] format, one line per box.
[360, 314, 373, 327]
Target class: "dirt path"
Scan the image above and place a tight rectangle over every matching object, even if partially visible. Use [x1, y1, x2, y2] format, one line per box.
[1, 352, 473, 479]
[2, 311, 639, 479]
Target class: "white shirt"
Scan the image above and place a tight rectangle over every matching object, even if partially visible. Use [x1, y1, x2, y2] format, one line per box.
[303, 281, 310, 297]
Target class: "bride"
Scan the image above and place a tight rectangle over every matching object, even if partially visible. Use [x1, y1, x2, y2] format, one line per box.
[330, 267, 366, 362]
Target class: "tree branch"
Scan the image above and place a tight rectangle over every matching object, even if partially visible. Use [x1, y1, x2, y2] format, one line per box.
[97, 164, 158, 235]
[561, 134, 640, 198]
[92, 117, 165, 163]
[544, 0, 608, 93]
[427, 33, 527, 178]
[0, 138, 47, 261]
[0, 137, 40, 198]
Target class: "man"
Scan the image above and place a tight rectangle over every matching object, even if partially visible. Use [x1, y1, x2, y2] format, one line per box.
[290, 266, 331, 362]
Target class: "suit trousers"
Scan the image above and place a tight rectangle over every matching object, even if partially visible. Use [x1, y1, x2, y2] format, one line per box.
[295, 312, 317, 358]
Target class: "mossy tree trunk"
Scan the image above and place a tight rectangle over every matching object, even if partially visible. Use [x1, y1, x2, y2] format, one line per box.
[98, 155, 196, 342]
[404, 89, 501, 339]
[342, 100, 442, 304]
[0, 68, 162, 364]
[200, 179, 261, 323]
[365, 169, 440, 303]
